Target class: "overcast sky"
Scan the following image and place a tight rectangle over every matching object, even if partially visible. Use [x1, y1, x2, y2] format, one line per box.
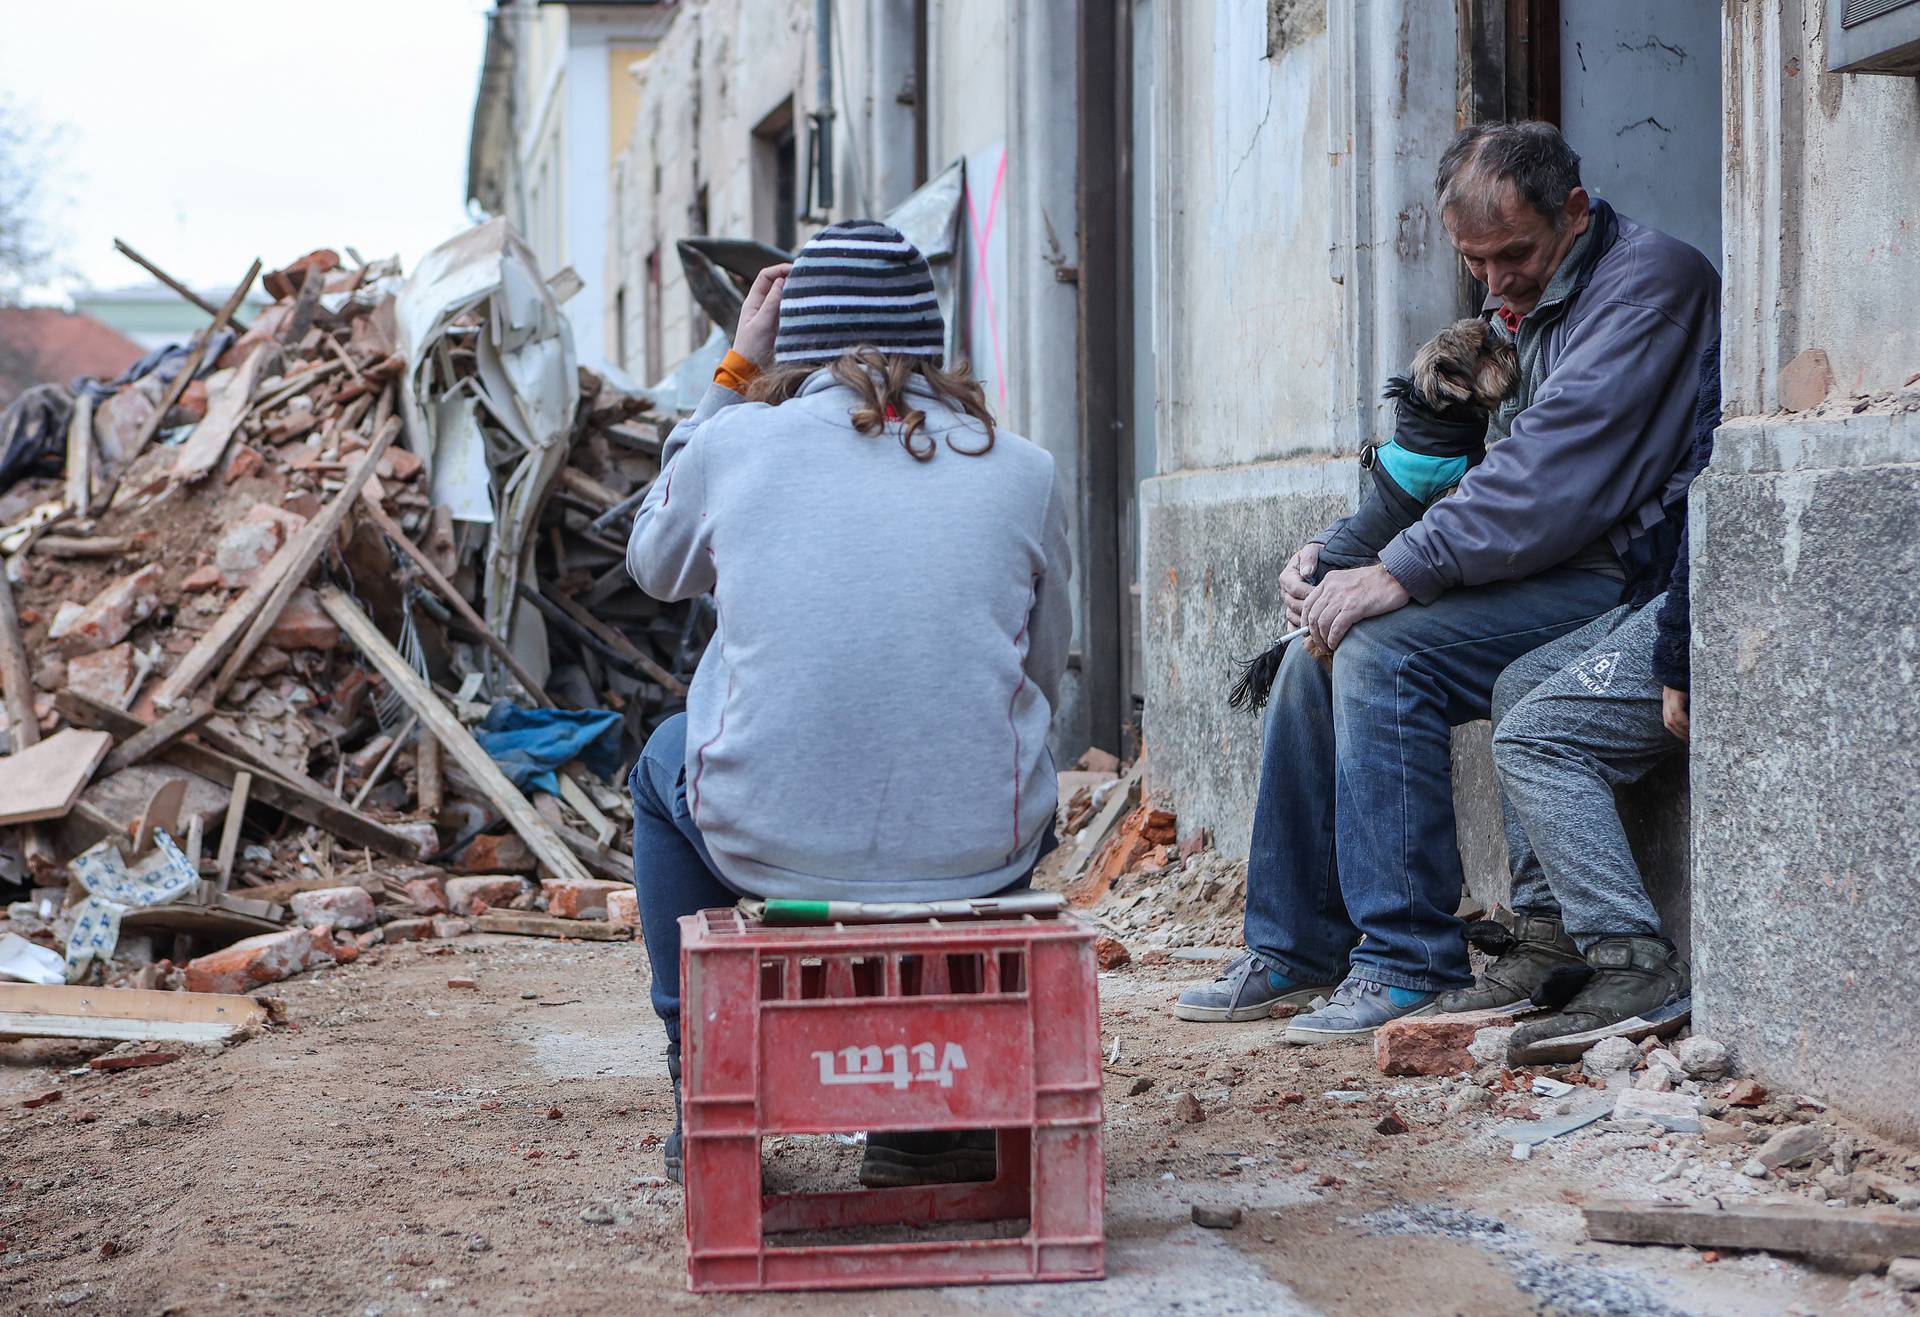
[3, 0, 493, 300]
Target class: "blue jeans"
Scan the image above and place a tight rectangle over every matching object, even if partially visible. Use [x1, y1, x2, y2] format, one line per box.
[1244, 568, 1623, 993]
[629, 713, 1051, 1043]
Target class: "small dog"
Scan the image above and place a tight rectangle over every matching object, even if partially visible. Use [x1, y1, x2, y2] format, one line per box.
[1229, 319, 1518, 711]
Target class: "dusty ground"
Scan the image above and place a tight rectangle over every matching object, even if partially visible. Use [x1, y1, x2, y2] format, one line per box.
[2, 934, 1912, 1315]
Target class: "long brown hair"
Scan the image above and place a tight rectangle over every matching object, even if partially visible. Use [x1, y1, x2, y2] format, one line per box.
[744, 348, 997, 461]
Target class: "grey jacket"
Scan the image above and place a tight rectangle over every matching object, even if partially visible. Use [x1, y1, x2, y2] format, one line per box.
[626, 371, 1072, 901]
[1375, 201, 1720, 604]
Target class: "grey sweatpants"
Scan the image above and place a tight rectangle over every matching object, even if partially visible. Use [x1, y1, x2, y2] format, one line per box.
[1490, 596, 1684, 951]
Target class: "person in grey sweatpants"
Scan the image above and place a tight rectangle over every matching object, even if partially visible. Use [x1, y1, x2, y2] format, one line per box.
[1438, 343, 1719, 1064]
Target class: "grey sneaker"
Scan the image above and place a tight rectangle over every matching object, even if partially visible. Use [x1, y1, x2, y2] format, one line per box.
[1173, 952, 1337, 1023]
[1507, 935, 1690, 1065]
[1284, 975, 1439, 1044]
[1434, 911, 1583, 1014]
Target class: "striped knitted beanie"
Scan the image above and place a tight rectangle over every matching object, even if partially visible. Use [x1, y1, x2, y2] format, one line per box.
[773, 220, 945, 365]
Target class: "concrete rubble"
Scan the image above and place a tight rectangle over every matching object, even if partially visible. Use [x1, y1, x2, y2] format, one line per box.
[0, 234, 692, 1020]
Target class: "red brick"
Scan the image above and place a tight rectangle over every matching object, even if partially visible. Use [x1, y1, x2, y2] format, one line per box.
[182, 565, 224, 593]
[88, 1051, 181, 1071]
[377, 447, 424, 482]
[384, 917, 434, 942]
[184, 927, 336, 994]
[65, 643, 133, 704]
[289, 885, 376, 931]
[403, 876, 448, 915]
[262, 587, 339, 651]
[1373, 1012, 1516, 1077]
[224, 443, 265, 483]
[540, 877, 628, 920]
[606, 888, 638, 935]
[430, 915, 472, 938]
[173, 378, 208, 423]
[443, 875, 531, 915]
[1094, 935, 1131, 970]
[47, 566, 163, 656]
[456, 834, 535, 874]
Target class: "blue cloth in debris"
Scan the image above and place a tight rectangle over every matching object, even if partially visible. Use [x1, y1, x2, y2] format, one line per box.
[472, 702, 624, 796]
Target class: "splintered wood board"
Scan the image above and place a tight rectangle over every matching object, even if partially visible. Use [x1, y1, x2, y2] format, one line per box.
[0, 728, 114, 824]
[470, 912, 627, 941]
[0, 984, 267, 1043]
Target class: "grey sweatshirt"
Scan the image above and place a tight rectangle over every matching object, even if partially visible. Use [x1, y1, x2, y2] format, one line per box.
[1375, 202, 1720, 604]
[626, 370, 1072, 900]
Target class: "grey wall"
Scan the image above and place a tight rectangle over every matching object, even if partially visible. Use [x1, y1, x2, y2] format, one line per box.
[1559, 0, 1723, 271]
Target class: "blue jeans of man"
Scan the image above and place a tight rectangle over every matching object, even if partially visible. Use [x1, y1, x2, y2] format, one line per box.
[630, 713, 1048, 1044]
[1243, 567, 1623, 992]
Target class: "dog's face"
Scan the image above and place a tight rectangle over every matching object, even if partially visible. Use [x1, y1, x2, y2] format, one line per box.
[1410, 318, 1518, 413]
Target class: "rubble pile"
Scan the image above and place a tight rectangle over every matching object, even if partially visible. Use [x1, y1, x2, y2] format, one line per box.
[0, 225, 689, 1008]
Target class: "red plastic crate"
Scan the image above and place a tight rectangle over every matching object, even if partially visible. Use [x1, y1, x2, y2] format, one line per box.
[677, 907, 1106, 1292]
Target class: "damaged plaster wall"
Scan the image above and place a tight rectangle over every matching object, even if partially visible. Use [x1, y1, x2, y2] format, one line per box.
[1141, 0, 1462, 855]
[1692, 0, 1920, 1142]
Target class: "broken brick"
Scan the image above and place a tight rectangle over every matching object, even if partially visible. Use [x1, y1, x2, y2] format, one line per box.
[1374, 1111, 1410, 1135]
[403, 876, 448, 915]
[47, 566, 163, 656]
[1722, 1078, 1768, 1107]
[88, 1051, 182, 1072]
[215, 503, 309, 588]
[22, 1090, 62, 1108]
[443, 875, 531, 915]
[540, 877, 628, 920]
[224, 443, 265, 483]
[184, 926, 337, 994]
[1778, 348, 1834, 412]
[1373, 1011, 1516, 1077]
[384, 917, 434, 942]
[1094, 935, 1131, 970]
[376, 447, 424, 482]
[289, 885, 376, 932]
[262, 587, 339, 651]
[605, 888, 638, 935]
[181, 565, 224, 593]
[456, 834, 535, 875]
[64, 643, 134, 705]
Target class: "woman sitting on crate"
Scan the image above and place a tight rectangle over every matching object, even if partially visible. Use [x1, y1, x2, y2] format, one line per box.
[624, 221, 1071, 1188]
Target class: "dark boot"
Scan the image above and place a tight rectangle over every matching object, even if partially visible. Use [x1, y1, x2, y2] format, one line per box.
[858, 1131, 998, 1188]
[664, 1041, 683, 1184]
[1507, 935, 1691, 1065]
[1434, 911, 1583, 1014]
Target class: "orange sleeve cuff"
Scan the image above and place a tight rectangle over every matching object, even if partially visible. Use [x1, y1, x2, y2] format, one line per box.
[714, 350, 761, 394]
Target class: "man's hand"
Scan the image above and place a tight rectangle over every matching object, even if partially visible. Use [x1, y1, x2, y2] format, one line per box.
[1661, 686, 1690, 741]
[1280, 542, 1323, 627]
[731, 262, 793, 366]
[1303, 563, 1412, 652]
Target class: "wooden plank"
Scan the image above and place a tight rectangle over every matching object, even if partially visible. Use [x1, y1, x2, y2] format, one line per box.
[121, 903, 282, 939]
[169, 348, 269, 484]
[537, 583, 686, 696]
[100, 700, 211, 776]
[0, 567, 38, 752]
[1584, 1199, 1920, 1258]
[357, 492, 554, 707]
[214, 769, 251, 891]
[0, 728, 113, 824]
[557, 769, 617, 848]
[0, 983, 266, 1043]
[350, 715, 416, 810]
[99, 258, 261, 508]
[57, 691, 420, 860]
[64, 391, 93, 517]
[317, 586, 594, 885]
[32, 535, 134, 558]
[470, 911, 627, 941]
[207, 419, 399, 701]
[153, 419, 396, 709]
[113, 238, 251, 331]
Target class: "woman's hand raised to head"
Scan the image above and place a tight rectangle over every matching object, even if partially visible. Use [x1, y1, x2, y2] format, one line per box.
[732, 262, 794, 367]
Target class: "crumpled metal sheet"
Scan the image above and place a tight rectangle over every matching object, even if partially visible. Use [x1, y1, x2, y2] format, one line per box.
[394, 219, 578, 675]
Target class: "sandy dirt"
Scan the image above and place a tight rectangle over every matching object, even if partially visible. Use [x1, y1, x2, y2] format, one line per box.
[2, 934, 1909, 1315]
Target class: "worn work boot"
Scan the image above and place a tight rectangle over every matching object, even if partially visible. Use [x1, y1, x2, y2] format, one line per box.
[664, 1040, 684, 1185]
[1173, 951, 1338, 1023]
[1284, 975, 1439, 1044]
[1506, 935, 1691, 1066]
[859, 1131, 998, 1188]
[1434, 911, 1584, 1014]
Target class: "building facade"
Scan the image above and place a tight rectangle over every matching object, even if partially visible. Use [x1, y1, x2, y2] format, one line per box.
[468, 0, 678, 372]
[483, 0, 1920, 1140]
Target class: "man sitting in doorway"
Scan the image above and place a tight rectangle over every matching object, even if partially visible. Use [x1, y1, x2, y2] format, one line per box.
[1175, 121, 1720, 1041]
